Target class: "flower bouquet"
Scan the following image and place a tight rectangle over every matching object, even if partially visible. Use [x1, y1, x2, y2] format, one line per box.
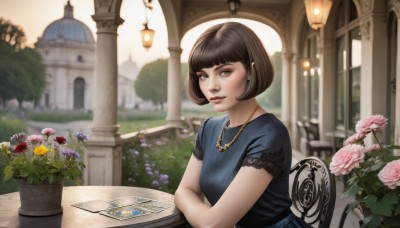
[329, 115, 400, 227]
[0, 128, 87, 184]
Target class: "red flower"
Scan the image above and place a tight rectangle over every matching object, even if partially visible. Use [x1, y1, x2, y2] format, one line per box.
[54, 136, 66, 145]
[14, 142, 27, 153]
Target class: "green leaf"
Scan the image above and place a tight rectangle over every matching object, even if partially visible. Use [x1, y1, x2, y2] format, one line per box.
[343, 183, 362, 198]
[381, 192, 399, 205]
[369, 163, 384, 172]
[395, 204, 400, 216]
[362, 214, 381, 228]
[385, 215, 400, 227]
[27, 176, 33, 184]
[366, 193, 398, 217]
[48, 175, 54, 184]
[3, 165, 14, 180]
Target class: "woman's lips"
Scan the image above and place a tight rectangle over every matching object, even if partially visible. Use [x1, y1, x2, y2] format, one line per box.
[210, 96, 225, 103]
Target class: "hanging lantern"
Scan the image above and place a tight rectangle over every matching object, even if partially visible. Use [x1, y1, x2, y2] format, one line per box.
[140, 22, 155, 50]
[302, 58, 311, 71]
[227, 0, 241, 15]
[304, 0, 333, 30]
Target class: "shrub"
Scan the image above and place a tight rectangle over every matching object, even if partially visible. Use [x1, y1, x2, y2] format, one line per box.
[122, 133, 194, 194]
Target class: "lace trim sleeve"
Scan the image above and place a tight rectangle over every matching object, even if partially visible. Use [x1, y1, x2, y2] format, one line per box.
[192, 147, 203, 161]
[242, 148, 285, 179]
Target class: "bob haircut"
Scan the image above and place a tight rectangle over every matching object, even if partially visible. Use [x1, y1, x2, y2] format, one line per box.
[186, 22, 274, 105]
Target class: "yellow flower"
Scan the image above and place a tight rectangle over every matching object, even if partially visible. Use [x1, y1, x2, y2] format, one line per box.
[34, 145, 48, 156]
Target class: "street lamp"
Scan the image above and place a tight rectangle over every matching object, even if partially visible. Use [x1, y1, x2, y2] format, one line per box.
[304, 0, 333, 30]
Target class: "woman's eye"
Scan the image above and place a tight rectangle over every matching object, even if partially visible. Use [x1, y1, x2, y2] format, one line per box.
[219, 70, 232, 77]
[197, 74, 208, 80]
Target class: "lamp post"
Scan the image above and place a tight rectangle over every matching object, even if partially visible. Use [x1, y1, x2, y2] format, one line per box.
[227, 0, 241, 15]
[304, 0, 333, 30]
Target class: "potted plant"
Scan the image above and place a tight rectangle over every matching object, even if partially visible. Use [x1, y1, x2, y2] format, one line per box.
[0, 128, 87, 216]
[329, 115, 400, 227]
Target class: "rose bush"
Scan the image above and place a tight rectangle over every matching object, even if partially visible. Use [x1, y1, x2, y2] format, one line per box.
[329, 115, 400, 227]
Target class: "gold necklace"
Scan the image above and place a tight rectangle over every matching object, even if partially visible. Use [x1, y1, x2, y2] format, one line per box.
[216, 105, 259, 152]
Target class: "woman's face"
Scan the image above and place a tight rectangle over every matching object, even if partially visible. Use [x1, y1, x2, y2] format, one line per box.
[196, 61, 248, 112]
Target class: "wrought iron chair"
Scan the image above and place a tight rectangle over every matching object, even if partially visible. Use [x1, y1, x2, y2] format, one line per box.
[290, 157, 336, 228]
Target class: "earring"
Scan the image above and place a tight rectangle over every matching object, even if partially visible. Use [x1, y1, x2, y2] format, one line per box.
[251, 62, 255, 68]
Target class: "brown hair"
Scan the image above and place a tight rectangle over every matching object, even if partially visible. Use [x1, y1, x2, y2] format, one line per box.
[186, 22, 274, 105]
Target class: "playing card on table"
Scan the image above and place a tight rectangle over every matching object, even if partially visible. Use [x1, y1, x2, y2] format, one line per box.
[71, 200, 119, 213]
[99, 205, 152, 220]
[134, 203, 164, 213]
[139, 201, 174, 209]
[109, 196, 151, 207]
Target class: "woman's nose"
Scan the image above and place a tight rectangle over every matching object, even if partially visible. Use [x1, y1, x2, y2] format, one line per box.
[207, 76, 220, 92]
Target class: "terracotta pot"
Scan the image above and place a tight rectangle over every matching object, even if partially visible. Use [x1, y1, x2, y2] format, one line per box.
[16, 178, 63, 216]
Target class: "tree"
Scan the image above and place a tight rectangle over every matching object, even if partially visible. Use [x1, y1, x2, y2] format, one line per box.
[134, 59, 168, 109]
[0, 18, 45, 108]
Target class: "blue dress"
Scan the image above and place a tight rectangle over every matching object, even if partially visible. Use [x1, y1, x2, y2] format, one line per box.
[193, 113, 310, 228]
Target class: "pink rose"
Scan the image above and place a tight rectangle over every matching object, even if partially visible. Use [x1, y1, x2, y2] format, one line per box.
[343, 132, 366, 146]
[330, 144, 365, 175]
[41, 128, 55, 136]
[26, 135, 43, 144]
[355, 115, 387, 135]
[364, 144, 381, 153]
[378, 160, 400, 189]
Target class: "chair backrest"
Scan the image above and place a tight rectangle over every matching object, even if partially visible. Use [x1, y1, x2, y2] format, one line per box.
[305, 121, 320, 140]
[304, 121, 319, 142]
[296, 121, 307, 140]
[290, 157, 336, 228]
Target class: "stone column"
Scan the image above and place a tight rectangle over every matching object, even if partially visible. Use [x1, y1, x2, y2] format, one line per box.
[84, 11, 124, 186]
[318, 33, 334, 141]
[359, 13, 388, 145]
[395, 18, 400, 154]
[281, 52, 293, 141]
[166, 47, 183, 127]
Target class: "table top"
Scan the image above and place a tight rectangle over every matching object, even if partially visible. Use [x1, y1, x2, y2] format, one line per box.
[0, 186, 187, 228]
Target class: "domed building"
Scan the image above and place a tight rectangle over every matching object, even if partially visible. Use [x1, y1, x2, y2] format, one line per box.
[35, 1, 95, 110]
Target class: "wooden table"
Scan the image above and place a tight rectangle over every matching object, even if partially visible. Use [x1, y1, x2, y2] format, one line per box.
[0, 186, 187, 228]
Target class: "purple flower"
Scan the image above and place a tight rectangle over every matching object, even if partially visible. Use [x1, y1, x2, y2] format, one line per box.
[140, 142, 149, 148]
[10, 133, 26, 145]
[146, 171, 153, 176]
[62, 148, 80, 158]
[74, 131, 88, 142]
[145, 166, 152, 172]
[159, 174, 169, 184]
[152, 180, 160, 189]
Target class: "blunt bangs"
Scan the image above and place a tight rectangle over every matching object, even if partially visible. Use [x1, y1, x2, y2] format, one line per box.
[189, 25, 249, 77]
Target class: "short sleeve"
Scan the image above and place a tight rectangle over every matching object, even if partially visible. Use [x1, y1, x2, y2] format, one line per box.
[242, 149, 285, 179]
[192, 118, 210, 161]
[241, 125, 289, 179]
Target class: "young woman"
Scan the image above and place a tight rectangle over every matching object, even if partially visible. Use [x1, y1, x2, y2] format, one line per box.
[174, 22, 310, 228]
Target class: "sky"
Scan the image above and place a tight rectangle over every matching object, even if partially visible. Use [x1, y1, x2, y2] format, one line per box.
[0, 0, 282, 67]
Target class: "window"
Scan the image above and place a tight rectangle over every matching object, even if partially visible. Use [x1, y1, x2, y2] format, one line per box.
[73, 77, 85, 109]
[300, 33, 319, 120]
[77, 55, 83, 62]
[334, 0, 360, 131]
